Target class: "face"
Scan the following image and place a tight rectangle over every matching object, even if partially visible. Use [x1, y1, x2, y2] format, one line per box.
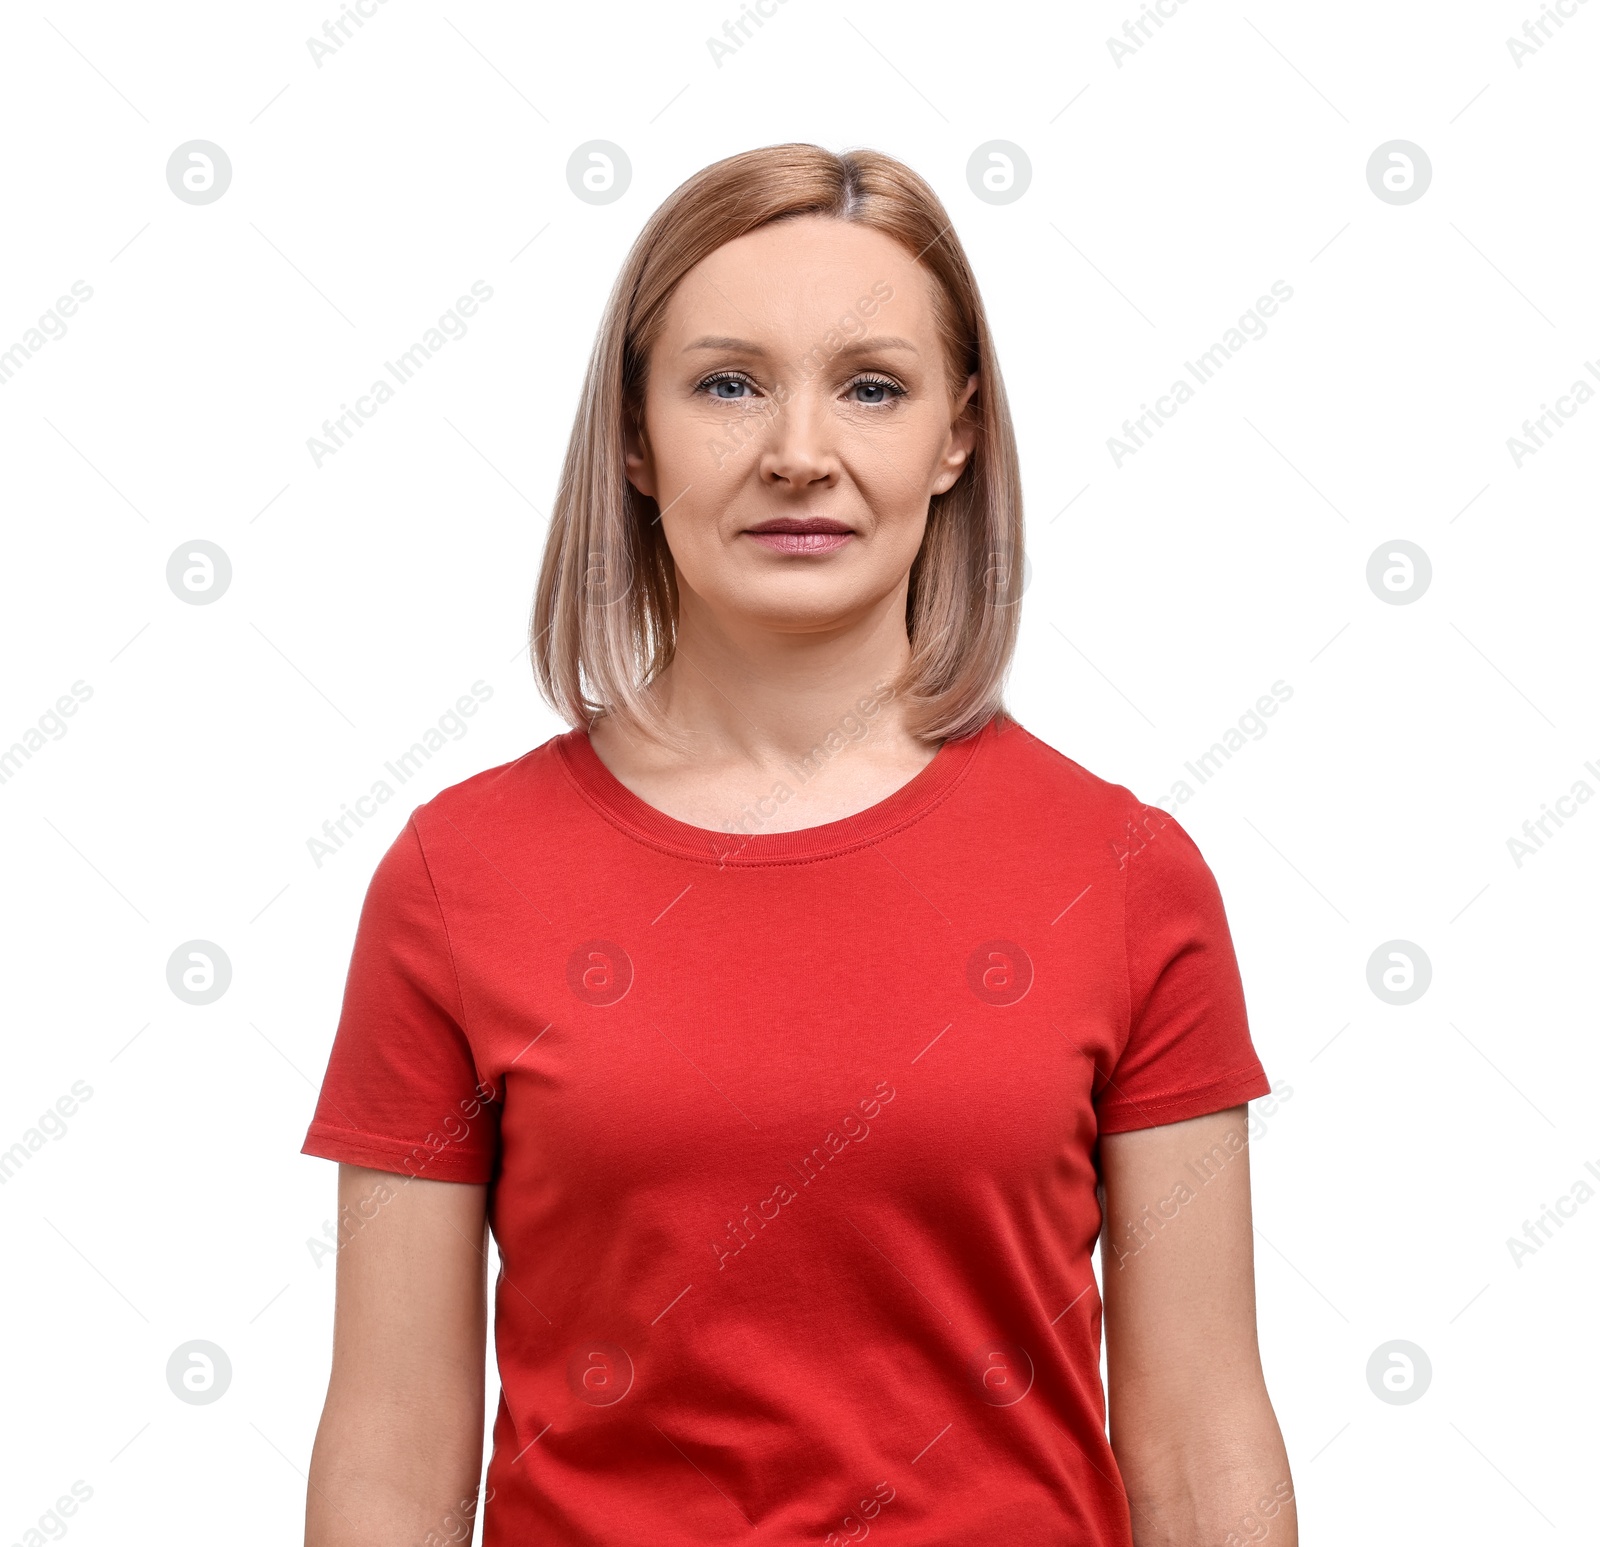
[623, 215, 978, 637]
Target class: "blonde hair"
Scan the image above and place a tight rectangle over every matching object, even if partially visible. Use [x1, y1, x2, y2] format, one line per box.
[530, 142, 1025, 748]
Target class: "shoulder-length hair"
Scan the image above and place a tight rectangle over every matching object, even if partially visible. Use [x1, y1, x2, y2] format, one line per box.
[530, 142, 1025, 749]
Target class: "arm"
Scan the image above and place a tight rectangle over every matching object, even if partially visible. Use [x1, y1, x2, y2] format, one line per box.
[305, 1164, 490, 1547]
[1100, 1106, 1297, 1547]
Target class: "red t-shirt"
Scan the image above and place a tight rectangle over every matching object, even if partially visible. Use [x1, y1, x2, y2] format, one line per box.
[302, 709, 1270, 1546]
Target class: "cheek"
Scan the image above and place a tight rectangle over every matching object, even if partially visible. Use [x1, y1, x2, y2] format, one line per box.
[850, 458, 924, 522]
[659, 506, 726, 593]
[845, 412, 950, 507]
[656, 472, 747, 593]
[845, 471, 932, 574]
[647, 389, 768, 491]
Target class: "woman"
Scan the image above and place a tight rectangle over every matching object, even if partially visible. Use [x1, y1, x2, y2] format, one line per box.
[302, 143, 1296, 1546]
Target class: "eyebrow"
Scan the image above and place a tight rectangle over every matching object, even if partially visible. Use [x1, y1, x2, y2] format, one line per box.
[682, 334, 920, 356]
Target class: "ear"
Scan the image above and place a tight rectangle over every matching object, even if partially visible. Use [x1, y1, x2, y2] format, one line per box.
[623, 403, 656, 499]
[931, 372, 980, 496]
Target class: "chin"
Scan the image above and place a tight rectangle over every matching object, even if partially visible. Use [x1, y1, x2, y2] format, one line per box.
[727, 571, 897, 626]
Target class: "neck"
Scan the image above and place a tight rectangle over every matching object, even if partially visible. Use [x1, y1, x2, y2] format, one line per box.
[607, 579, 927, 770]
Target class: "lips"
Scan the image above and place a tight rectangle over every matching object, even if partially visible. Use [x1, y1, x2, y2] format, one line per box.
[741, 517, 855, 555]
[743, 519, 854, 535]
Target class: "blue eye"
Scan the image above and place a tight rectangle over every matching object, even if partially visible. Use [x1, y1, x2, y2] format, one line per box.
[847, 376, 906, 406]
[698, 372, 755, 400]
[697, 371, 905, 405]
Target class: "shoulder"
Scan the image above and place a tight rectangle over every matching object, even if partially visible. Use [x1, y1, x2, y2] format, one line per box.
[984, 716, 1223, 892]
[405, 727, 581, 845]
[987, 714, 1169, 848]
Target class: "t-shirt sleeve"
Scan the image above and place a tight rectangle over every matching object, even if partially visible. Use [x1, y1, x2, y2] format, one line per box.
[301, 815, 499, 1182]
[1094, 804, 1271, 1134]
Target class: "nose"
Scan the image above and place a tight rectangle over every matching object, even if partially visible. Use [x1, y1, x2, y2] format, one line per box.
[756, 387, 839, 492]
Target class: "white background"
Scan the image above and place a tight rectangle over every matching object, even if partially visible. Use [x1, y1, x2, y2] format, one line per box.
[2, 1, 1595, 1542]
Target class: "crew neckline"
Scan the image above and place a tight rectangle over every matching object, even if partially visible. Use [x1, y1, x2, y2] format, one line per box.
[555, 713, 998, 866]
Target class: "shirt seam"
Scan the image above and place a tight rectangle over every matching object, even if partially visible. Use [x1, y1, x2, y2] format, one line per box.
[1095, 1061, 1268, 1119]
[303, 1116, 496, 1155]
[302, 1122, 497, 1188]
[405, 814, 490, 1095]
[552, 728, 989, 869]
[1119, 799, 1136, 1067]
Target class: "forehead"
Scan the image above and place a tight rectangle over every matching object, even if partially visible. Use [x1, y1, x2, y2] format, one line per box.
[656, 215, 938, 347]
